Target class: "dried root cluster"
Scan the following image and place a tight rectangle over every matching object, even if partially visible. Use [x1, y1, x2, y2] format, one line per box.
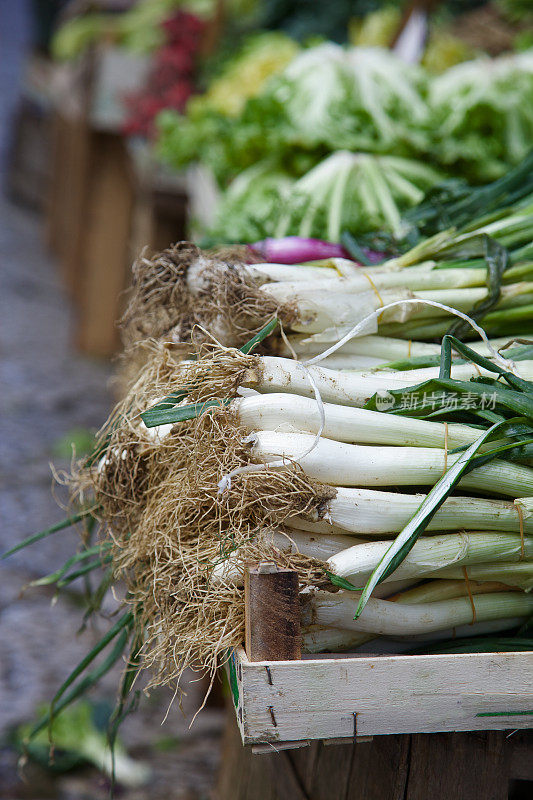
[120, 242, 291, 351]
[72, 344, 330, 691]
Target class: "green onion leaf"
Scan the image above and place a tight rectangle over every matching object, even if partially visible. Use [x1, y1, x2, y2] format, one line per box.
[325, 572, 360, 591]
[239, 317, 279, 354]
[446, 237, 508, 337]
[26, 612, 133, 742]
[1, 509, 96, 560]
[28, 543, 111, 587]
[353, 420, 509, 620]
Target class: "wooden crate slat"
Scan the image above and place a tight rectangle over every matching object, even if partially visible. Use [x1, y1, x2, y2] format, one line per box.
[229, 647, 533, 744]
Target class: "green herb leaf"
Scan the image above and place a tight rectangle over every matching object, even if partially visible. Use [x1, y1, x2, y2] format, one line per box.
[28, 543, 111, 587]
[108, 627, 144, 791]
[56, 555, 113, 589]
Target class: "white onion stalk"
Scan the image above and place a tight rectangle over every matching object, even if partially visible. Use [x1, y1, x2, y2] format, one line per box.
[302, 626, 372, 653]
[249, 431, 533, 497]
[246, 355, 531, 408]
[304, 590, 533, 636]
[327, 532, 533, 585]
[302, 618, 523, 653]
[431, 562, 533, 592]
[210, 529, 365, 585]
[315, 355, 386, 369]
[353, 361, 533, 384]
[146, 390, 502, 455]
[285, 288, 407, 334]
[248, 262, 340, 283]
[282, 285, 530, 334]
[261, 265, 491, 302]
[302, 578, 519, 653]
[235, 393, 490, 449]
[285, 287, 496, 334]
[287, 333, 514, 360]
[210, 528, 420, 592]
[385, 578, 519, 603]
[212, 257, 366, 290]
[286, 487, 533, 536]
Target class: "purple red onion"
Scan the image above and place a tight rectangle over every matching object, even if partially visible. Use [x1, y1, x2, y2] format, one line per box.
[251, 237, 352, 264]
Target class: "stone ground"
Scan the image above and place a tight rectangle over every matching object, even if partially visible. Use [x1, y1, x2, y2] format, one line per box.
[0, 196, 224, 800]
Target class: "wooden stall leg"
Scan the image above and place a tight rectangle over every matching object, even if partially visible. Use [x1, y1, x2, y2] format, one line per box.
[75, 133, 134, 356]
[217, 723, 533, 800]
[45, 111, 91, 296]
[216, 708, 412, 800]
[151, 188, 188, 252]
[59, 115, 92, 303]
[405, 731, 511, 800]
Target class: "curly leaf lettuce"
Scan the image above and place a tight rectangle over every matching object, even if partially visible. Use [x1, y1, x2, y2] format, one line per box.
[197, 31, 300, 117]
[429, 49, 533, 180]
[243, 44, 431, 156]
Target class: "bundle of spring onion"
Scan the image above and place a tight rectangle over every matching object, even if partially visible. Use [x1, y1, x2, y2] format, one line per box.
[7, 310, 533, 747]
[122, 182, 533, 352]
[140, 324, 533, 652]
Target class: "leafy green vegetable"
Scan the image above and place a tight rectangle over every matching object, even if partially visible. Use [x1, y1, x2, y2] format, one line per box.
[193, 31, 300, 117]
[428, 50, 533, 181]
[210, 161, 296, 241]
[212, 152, 440, 243]
[18, 701, 150, 786]
[269, 44, 429, 155]
[158, 43, 533, 208]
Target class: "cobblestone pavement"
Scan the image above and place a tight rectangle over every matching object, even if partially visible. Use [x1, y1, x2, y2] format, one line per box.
[0, 196, 223, 798]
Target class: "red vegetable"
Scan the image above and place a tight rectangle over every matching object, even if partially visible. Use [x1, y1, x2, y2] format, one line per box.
[122, 10, 206, 139]
[251, 237, 353, 264]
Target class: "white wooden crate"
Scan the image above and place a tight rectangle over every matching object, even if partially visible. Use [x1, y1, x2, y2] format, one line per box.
[227, 646, 533, 746]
